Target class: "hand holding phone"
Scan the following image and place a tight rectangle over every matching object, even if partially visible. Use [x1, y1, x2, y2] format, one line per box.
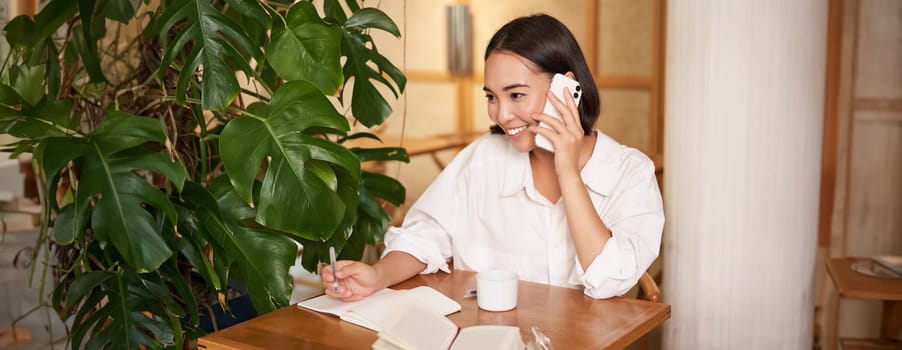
[535, 73, 582, 152]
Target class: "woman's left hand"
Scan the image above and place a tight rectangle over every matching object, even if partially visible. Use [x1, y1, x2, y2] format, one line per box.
[531, 87, 584, 178]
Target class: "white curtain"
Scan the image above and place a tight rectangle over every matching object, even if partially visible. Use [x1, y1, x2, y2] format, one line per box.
[663, 1, 827, 348]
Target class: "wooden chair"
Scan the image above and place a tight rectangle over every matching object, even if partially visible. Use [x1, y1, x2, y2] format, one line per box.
[637, 271, 662, 303]
[628, 270, 662, 350]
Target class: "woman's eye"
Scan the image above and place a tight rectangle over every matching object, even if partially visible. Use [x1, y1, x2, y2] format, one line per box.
[485, 95, 496, 102]
[511, 93, 525, 100]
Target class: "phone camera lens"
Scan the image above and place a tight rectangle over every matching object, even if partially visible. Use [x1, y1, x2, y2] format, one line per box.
[575, 86, 581, 92]
[573, 92, 579, 99]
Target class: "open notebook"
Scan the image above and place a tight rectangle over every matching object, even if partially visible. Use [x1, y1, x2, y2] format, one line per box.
[372, 302, 524, 350]
[297, 286, 461, 332]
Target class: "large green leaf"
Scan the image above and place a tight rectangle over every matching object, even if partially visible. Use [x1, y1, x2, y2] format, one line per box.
[3, 0, 77, 48]
[350, 191, 391, 248]
[340, 20, 406, 126]
[76, 0, 107, 82]
[217, 117, 268, 202]
[43, 38, 62, 98]
[361, 171, 405, 207]
[0, 89, 23, 132]
[9, 64, 45, 106]
[267, 1, 343, 94]
[150, 0, 263, 110]
[69, 288, 110, 349]
[91, 111, 170, 155]
[344, 0, 361, 13]
[52, 197, 90, 244]
[220, 80, 360, 239]
[7, 99, 73, 139]
[41, 112, 187, 272]
[194, 176, 297, 313]
[298, 166, 359, 272]
[0, 96, 74, 156]
[37, 137, 90, 244]
[65, 271, 115, 308]
[224, 0, 271, 58]
[0, 84, 24, 107]
[352, 171, 405, 247]
[322, 0, 348, 24]
[158, 263, 192, 343]
[81, 159, 180, 272]
[256, 154, 345, 235]
[223, 0, 271, 37]
[344, 8, 400, 36]
[173, 182, 224, 293]
[38, 137, 89, 202]
[66, 269, 182, 349]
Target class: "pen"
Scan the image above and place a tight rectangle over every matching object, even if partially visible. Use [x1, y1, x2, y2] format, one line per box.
[329, 246, 339, 292]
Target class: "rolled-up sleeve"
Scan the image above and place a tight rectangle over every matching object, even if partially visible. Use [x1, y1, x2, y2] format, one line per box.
[382, 214, 453, 274]
[571, 162, 665, 299]
[380, 141, 478, 275]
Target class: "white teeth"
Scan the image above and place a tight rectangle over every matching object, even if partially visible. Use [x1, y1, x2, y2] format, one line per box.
[506, 126, 528, 136]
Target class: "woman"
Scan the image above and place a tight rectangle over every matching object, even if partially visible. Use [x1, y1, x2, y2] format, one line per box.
[321, 13, 663, 300]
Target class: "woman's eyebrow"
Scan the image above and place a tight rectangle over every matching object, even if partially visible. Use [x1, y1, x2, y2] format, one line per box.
[482, 83, 530, 93]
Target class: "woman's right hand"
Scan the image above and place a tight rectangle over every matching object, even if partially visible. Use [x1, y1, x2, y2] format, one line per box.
[319, 260, 381, 301]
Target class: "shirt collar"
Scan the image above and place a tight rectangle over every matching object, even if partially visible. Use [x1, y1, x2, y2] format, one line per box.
[500, 130, 621, 197]
[500, 141, 530, 197]
[581, 131, 620, 196]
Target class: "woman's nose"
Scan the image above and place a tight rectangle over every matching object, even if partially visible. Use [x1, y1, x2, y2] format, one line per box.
[496, 102, 515, 124]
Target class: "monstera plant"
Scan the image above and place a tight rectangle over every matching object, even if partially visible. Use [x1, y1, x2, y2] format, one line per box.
[1, 0, 407, 348]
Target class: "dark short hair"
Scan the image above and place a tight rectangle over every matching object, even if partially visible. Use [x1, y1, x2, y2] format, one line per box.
[485, 14, 600, 135]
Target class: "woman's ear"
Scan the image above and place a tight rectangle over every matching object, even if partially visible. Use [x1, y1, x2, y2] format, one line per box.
[564, 71, 576, 80]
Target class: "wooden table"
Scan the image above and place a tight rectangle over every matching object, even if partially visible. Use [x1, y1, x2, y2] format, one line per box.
[198, 270, 671, 349]
[827, 257, 902, 340]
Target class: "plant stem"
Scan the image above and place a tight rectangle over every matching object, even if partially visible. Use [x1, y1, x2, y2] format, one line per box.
[160, 96, 203, 105]
[240, 88, 271, 102]
[230, 107, 265, 121]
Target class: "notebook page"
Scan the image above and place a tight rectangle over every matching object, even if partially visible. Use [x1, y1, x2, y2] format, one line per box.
[297, 288, 397, 317]
[376, 302, 458, 350]
[450, 325, 523, 350]
[372, 338, 404, 350]
[347, 286, 461, 332]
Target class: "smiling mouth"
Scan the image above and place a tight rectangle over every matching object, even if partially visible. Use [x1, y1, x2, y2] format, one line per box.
[506, 125, 528, 136]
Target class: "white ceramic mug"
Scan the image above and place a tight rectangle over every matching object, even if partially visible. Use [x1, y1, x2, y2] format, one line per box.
[476, 270, 519, 312]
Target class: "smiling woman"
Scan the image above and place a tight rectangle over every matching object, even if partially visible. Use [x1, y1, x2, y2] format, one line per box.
[319, 13, 664, 303]
[375, 1, 667, 224]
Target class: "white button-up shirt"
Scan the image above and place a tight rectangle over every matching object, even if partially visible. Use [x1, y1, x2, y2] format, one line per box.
[382, 131, 664, 298]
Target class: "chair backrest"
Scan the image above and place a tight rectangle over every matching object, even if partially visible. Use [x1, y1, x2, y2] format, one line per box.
[637, 271, 661, 303]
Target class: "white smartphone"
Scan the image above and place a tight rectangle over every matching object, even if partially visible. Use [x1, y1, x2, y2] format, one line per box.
[535, 73, 581, 152]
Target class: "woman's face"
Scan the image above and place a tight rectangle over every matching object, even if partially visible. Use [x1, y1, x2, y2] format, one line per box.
[483, 51, 551, 152]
